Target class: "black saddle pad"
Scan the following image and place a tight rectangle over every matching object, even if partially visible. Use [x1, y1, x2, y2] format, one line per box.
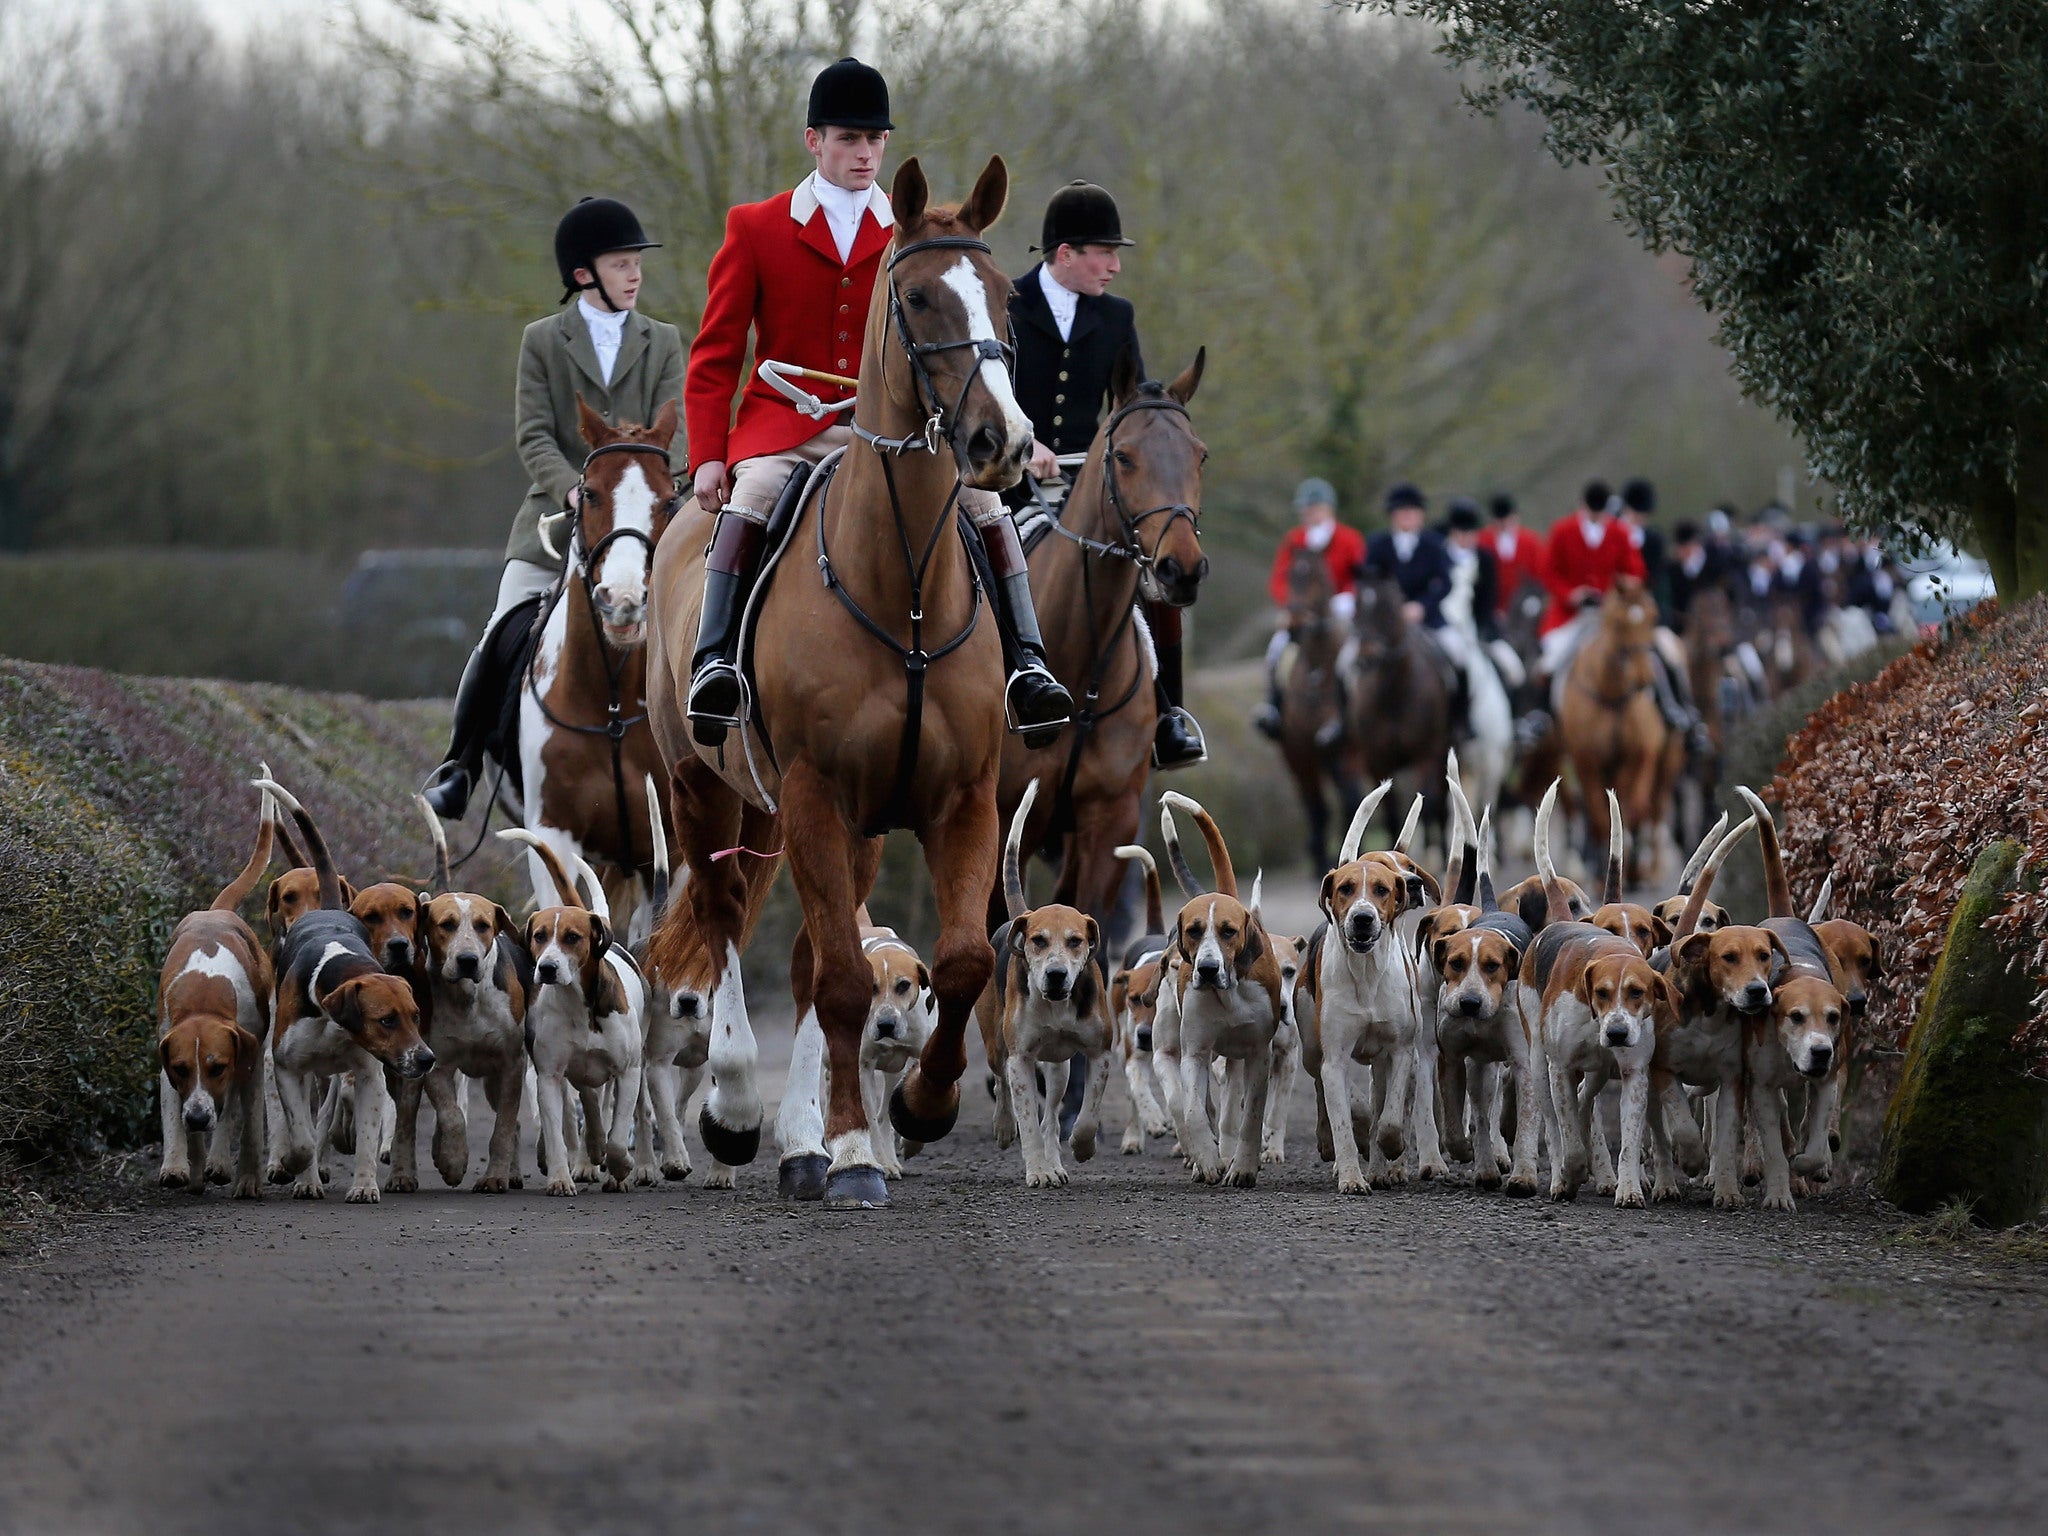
[481, 590, 547, 804]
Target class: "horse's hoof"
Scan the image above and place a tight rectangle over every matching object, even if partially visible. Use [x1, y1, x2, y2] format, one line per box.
[823, 1166, 891, 1209]
[889, 1079, 958, 1144]
[778, 1153, 829, 1202]
[698, 1105, 762, 1167]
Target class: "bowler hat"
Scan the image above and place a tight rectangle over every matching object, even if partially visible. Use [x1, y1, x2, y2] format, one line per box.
[808, 58, 893, 131]
[1037, 181, 1135, 253]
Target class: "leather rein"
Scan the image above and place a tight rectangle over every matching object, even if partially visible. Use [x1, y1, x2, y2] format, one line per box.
[526, 438, 682, 869]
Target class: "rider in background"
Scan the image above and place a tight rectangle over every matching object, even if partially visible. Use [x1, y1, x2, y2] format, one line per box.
[1364, 482, 1470, 734]
[1443, 496, 1524, 690]
[1620, 477, 1672, 624]
[1252, 477, 1364, 740]
[1008, 181, 1206, 771]
[422, 198, 680, 818]
[681, 58, 1071, 747]
[1534, 479, 1645, 683]
[1479, 491, 1547, 625]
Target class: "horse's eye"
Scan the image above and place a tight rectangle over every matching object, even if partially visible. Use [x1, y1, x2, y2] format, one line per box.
[1113, 450, 1133, 469]
[904, 289, 928, 311]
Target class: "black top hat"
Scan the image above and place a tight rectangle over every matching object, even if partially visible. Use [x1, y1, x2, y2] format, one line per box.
[1037, 181, 1135, 253]
[808, 58, 893, 131]
[554, 198, 660, 302]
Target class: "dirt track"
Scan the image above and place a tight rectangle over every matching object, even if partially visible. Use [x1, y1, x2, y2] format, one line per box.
[2, 1005, 2045, 1536]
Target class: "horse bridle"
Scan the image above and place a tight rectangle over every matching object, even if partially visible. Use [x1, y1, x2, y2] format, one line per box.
[1044, 395, 1200, 583]
[853, 236, 1015, 458]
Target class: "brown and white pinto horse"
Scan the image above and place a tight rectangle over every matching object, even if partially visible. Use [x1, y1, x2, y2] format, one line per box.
[644, 157, 1025, 1209]
[515, 399, 682, 938]
[993, 347, 1208, 932]
[1557, 574, 1673, 886]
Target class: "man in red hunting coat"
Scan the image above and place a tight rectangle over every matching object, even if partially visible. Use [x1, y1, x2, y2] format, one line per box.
[682, 57, 1071, 746]
[1478, 492, 1547, 623]
[1537, 479, 1647, 677]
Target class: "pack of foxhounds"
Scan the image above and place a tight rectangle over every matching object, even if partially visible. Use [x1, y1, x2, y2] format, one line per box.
[156, 755, 1879, 1212]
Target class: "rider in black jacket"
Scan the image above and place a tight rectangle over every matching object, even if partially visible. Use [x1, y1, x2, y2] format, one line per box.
[1007, 181, 1206, 772]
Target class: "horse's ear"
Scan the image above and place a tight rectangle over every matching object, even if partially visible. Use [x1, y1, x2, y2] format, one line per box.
[649, 398, 680, 449]
[957, 154, 1008, 235]
[891, 157, 930, 233]
[576, 394, 610, 449]
[1110, 343, 1140, 410]
[1167, 346, 1205, 406]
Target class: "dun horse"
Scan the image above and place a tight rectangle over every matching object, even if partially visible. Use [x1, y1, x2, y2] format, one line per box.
[515, 399, 682, 935]
[1277, 543, 1363, 872]
[644, 157, 1024, 1209]
[1556, 574, 1674, 885]
[994, 346, 1209, 932]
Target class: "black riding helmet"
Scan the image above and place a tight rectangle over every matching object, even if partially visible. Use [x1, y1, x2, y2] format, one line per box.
[1036, 181, 1135, 254]
[809, 57, 893, 130]
[555, 197, 661, 310]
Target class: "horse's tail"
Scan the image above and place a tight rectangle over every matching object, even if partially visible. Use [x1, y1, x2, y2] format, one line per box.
[1735, 786, 1793, 919]
[1807, 872, 1833, 925]
[414, 793, 452, 896]
[1003, 780, 1039, 922]
[1532, 779, 1574, 926]
[645, 775, 669, 919]
[1603, 788, 1625, 906]
[1475, 806, 1500, 914]
[497, 829, 597, 917]
[1160, 790, 1236, 897]
[251, 779, 343, 910]
[1672, 816, 1758, 941]
[1159, 798, 1205, 900]
[1338, 780, 1394, 867]
[212, 779, 277, 912]
[1115, 844, 1163, 935]
[1676, 811, 1730, 896]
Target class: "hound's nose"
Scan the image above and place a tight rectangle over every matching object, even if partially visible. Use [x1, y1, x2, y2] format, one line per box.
[405, 1046, 436, 1079]
[1848, 994, 1868, 1017]
[183, 1101, 214, 1132]
[537, 961, 563, 986]
[455, 953, 481, 981]
[1457, 996, 1484, 1017]
[1604, 1023, 1631, 1046]
[1196, 959, 1222, 986]
[1806, 1044, 1833, 1075]
[873, 1014, 900, 1040]
[1135, 1026, 1153, 1052]
[1042, 966, 1070, 999]
[385, 939, 412, 967]
[1741, 982, 1772, 1010]
[1346, 916, 1377, 947]
[672, 992, 703, 1020]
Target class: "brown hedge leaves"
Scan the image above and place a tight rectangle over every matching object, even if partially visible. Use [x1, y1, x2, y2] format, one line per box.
[1775, 597, 2048, 1063]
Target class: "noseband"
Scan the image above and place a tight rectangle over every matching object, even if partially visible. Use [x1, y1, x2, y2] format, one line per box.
[569, 439, 683, 580]
[854, 236, 1016, 458]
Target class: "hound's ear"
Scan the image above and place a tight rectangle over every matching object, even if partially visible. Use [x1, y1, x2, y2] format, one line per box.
[266, 882, 286, 938]
[340, 878, 359, 907]
[1767, 931, 1792, 978]
[1167, 346, 1205, 406]
[589, 913, 612, 962]
[891, 157, 930, 231]
[493, 906, 519, 942]
[1650, 913, 1673, 948]
[1675, 931, 1714, 969]
[1573, 968, 1597, 1008]
[1656, 973, 1682, 1023]
[957, 154, 1008, 235]
[326, 977, 365, 1030]
[1110, 341, 1140, 409]
[1170, 913, 1186, 957]
[158, 1035, 176, 1073]
[576, 393, 610, 448]
[1235, 919, 1265, 977]
[1009, 920, 1028, 955]
[1318, 871, 1336, 921]
[1083, 914, 1100, 955]
[916, 962, 932, 993]
[1500, 941, 1524, 977]
[1865, 935, 1885, 977]
[1431, 936, 1452, 974]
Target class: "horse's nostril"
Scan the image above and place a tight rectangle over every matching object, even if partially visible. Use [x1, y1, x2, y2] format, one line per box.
[1193, 558, 1210, 584]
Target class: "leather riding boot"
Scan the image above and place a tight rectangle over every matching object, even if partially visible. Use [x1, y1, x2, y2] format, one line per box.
[1147, 607, 1207, 771]
[422, 641, 494, 819]
[978, 518, 1074, 750]
[686, 512, 767, 746]
[1252, 650, 1285, 742]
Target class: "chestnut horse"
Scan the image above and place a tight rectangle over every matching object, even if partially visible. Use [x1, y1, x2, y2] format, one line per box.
[644, 157, 1024, 1210]
[993, 348, 1209, 933]
[1557, 574, 1672, 885]
[1277, 543, 1363, 873]
[515, 399, 682, 936]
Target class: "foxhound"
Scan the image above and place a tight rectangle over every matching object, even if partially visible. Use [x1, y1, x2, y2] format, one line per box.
[1108, 844, 1174, 1155]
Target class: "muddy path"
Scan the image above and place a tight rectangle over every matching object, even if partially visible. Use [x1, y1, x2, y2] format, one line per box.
[1, 1019, 2044, 1536]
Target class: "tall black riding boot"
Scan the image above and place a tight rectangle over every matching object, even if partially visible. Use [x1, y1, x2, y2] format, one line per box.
[978, 517, 1074, 751]
[1147, 602, 1207, 771]
[686, 512, 767, 747]
[423, 594, 537, 820]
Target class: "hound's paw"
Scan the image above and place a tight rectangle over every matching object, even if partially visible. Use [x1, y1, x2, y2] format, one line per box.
[571, 1162, 601, 1184]
[1547, 1182, 1578, 1203]
[1222, 1165, 1258, 1189]
[1761, 1190, 1797, 1213]
[1144, 1118, 1173, 1138]
[266, 1163, 291, 1186]
[1474, 1170, 1504, 1191]
[1651, 1180, 1683, 1203]
[1070, 1127, 1098, 1163]
[474, 1173, 510, 1193]
[1790, 1151, 1827, 1177]
[1262, 1145, 1286, 1166]
[345, 1182, 381, 1204]
[386, 1171, 419, 1195]
[1418, 1159, 1448, 1182]
[1502, 1174, 1539, 1198]
[1121, 1131, 1144, 1155]
[1445, 1136, 1474, 1163]
[508, 1174, 525, 1189]
[1336, 1172, 1371, 1196]
[1592, 1175, 1618, 1197]
[1025, 1170, 1059, 1189]
[292, 1178, 324, 1200]
[1371, 1165, 1408, 1189]
[205, 1161, 233, 1185]
[1712, 1187, 1745, 1210]
[1789, 1175, 1813, 1198]
[627, 1166, 660, 1189]
[1192, 1163, 1224, 1185]
[701, 1164, 736, 1189]
[231, 1176, 262, 1200]
[158, 1167, 193, 1190]
[547, 1176, 578, 1196]
[1613, 1185, 1646, 1210]
[660, 1160, 692, 1182]
[601, 1174, 626, 1192]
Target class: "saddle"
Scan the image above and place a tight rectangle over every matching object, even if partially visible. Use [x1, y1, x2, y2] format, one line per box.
[729, 450, 845, 754]
[480, 589, 549, 804]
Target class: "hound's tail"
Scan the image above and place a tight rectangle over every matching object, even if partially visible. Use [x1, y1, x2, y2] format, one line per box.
[1160, 798, 1203, 900]
[1249, 869, 1264, 920]
[1735, 786, 1793, 919]
[212, 778, 278, 911]
[1532, 779, 1573, 926]
[1675, 811, 1730, 896]
[645, 775, 669, 918]
[1807, 872, 1833, 925]
[1337, 779, 1394, 867]
[1603, 788, 1625, 906]
[497, 829, 598, 918]
[413, 793, 452, 896]
[1394, 793, 1424, 857]
[1160, 790, 1236, 897]
[1115, 844, 1163, 934]
[1672, 815, 1759, 941]
[251, 778, 344, 911]
[1004, 780, 1040, 922]
[1445, 755, 1478, 906]
[1475, 806, 1500, 914]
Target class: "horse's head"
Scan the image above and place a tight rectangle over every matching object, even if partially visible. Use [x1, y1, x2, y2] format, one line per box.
[1286, 539, 1333, 629]
[1101, 347, 1209, 607]
[1350, 575, 1408, 658]
[1599, 573, 1658, 648]
[573, 396, 681, 648]
[882, 156, 1034, 490]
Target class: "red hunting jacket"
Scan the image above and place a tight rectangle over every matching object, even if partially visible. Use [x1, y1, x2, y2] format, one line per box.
[1479, 524, 1548, 618]
[1539, 511, 1646, 633]
[1268, 522, 1368, 607]
[684, 177, 895, 470]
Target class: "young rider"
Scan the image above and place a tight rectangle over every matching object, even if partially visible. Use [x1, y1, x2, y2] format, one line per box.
[682, 57, 1071, 747]
[422, 198, 682, 818]
[1363, 482, 1470, 734]
[1252, 477, 1365, 741]
[1007, 180, 1206, 770]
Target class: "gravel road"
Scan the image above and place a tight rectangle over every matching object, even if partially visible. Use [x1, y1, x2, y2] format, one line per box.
[2, 1016, 2044, 1536]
